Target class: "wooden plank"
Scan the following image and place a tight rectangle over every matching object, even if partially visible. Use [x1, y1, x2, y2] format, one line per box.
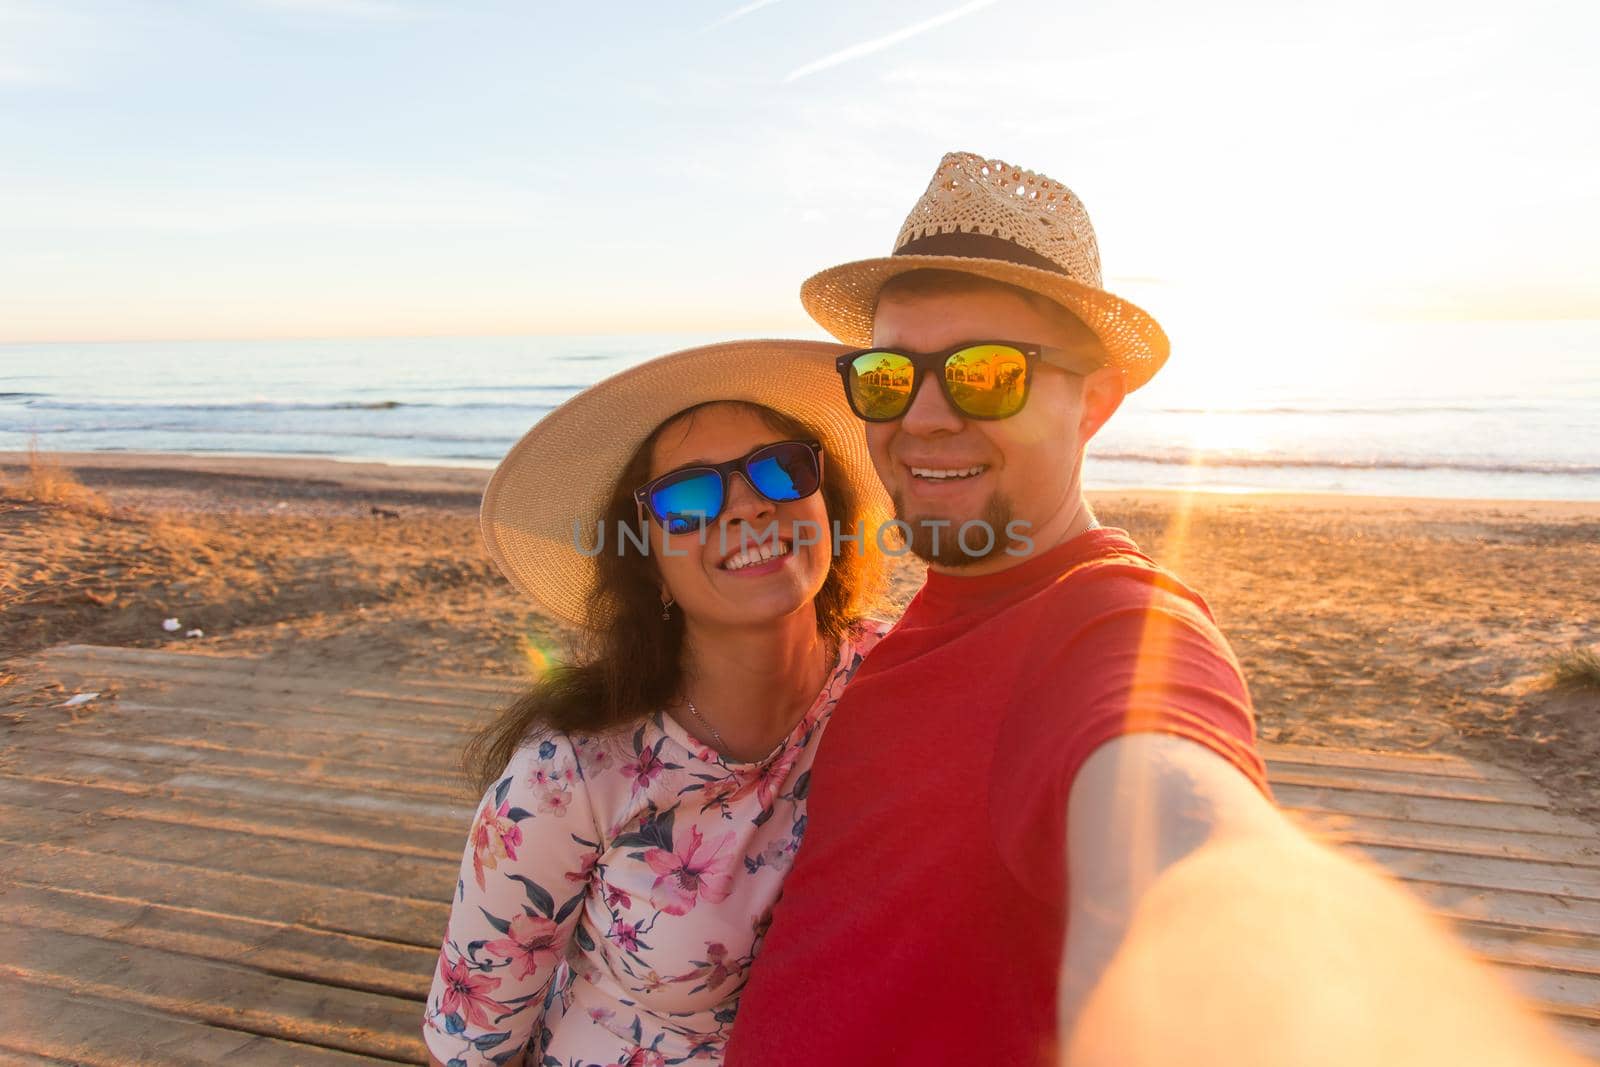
[1274, 782, 1598, 836]
[7, 756, 468, 824]
[1455, 921, 1600, 978]
[1400, 878, 1600, 939]
[0, 925, 425, 1061]
[0, 775, 465, 858]
[103, 694, 482, 745]
[18, 730, 468, 794]
[35, 642, 512, 698]
[1549, 1017, 1600, 1062]
[19, 677, 487, 737]
[42, 642, 514, 697]
[0, 976, 389, 1066]
[0, 802, 459, 903]
[12, 736, 470, 803]
[107, 696, 478, 742]
[6, 882, 436, 1001]
[1259, 739, 1525, 783]
[31, 651, 502, 713]
[1288, 808, 1600, 868]
[1268, 765, 1550, 807]
[1353, 844, 1600, 903]
[1493, 964, 1600, 1023]
[19, 667, 489, 727]
[28, 665, 492, 716]
[0, 842, 448, 946]
[85, 701, 474, 766]
[0, 1050, 79, 1066]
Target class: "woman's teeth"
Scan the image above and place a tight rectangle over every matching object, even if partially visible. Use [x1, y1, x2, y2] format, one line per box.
[910, 465, 986, 481]
[721, 540, 790, 571]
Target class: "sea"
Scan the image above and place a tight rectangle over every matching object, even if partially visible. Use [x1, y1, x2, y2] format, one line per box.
[2, 320, 1596, 501]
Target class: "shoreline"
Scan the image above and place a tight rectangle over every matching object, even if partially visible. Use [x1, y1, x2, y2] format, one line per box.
[7, 450, 1600, 516]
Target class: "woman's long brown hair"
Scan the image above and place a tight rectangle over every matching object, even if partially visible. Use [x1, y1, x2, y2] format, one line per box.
[463, 401, 879, 795]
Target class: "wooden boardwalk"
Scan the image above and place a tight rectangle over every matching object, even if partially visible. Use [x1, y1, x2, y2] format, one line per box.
[2, 643, 1597, 1064]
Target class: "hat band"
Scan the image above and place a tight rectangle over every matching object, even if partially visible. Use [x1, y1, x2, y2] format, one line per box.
[894, 230, 1067, 277]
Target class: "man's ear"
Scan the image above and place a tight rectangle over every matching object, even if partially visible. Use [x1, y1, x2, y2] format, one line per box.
[1077, 366, 1126, 444]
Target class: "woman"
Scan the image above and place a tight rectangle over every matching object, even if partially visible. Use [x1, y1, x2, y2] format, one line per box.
[423, 340, 889, 1066]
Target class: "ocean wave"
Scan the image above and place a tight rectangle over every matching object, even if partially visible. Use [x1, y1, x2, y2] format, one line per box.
[0, 424, 518, 445]
[19, 399, 413, 412]
[1148, 403, 1551, 416]
[16, 398, 564, 413]
[1091, 451, 1600, 477]
[377, 382, 593, 392]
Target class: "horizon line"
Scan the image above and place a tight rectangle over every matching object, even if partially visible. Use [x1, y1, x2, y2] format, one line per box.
[5, 311, 1600, 347]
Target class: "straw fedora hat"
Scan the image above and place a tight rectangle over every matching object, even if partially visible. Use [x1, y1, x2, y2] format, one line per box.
[480, 339, 889, 628]
[801, 151, 1170, 391]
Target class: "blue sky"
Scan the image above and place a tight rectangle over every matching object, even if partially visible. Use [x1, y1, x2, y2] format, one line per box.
[1, 0, 1595, 342]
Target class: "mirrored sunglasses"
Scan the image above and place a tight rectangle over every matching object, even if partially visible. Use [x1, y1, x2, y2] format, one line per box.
[634, 439, 823, 535]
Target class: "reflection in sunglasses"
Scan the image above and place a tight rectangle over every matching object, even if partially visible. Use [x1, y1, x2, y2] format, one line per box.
[637, 440, 823, 534]
[843, 343, 1034, 421]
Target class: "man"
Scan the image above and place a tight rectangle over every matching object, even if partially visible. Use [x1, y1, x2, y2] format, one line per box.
[725, 152, 1581, 1066]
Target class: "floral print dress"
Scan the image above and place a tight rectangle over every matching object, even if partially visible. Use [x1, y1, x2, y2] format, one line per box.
[423, 619, 885, 1067]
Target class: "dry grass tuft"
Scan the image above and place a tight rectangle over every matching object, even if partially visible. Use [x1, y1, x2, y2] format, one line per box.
[1546, 646, 1600, 692]
[145, 513, 224, 565]
[1, 441, 113, 516]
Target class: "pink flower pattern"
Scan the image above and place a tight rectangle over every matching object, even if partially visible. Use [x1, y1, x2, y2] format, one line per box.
[469, 798, 521, 892]
[622, 746, 666, 794]
[643, 826, 737, 916]
[482, 912, 561, 981]
[673, 942, 737, 994]
[422, 619, 885, 1067]
[611, 919, 642, 953]
[603, 880, 632, 910]
[433, 954, 506, 1031]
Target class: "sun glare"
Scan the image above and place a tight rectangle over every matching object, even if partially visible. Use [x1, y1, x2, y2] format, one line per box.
[1177, 410, 1271, 459]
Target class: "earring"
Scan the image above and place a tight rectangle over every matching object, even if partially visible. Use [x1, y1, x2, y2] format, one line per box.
[661, 595, 674, 621]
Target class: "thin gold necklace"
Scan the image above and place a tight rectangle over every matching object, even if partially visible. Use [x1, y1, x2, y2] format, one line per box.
[683, 698, 727, 752]
[682, 637, 838, 757]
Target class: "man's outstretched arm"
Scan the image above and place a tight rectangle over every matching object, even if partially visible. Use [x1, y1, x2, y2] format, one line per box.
[1059, 733, 1585, 1067]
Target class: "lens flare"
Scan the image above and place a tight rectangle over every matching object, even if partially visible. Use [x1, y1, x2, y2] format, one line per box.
[518, 633, 556, 678]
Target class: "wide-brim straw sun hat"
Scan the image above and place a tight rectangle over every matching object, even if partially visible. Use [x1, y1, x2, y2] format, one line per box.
[480, 339, 889, 628]
[801, 151, 1170, 391]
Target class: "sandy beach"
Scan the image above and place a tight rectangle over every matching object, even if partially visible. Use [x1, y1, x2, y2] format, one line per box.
[4, 450, 1598, 819]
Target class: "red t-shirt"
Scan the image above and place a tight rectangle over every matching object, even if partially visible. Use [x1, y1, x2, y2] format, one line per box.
[724, 528, 1270, 1066]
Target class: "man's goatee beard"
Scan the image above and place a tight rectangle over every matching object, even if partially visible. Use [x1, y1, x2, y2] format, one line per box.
[891, 491, 1019, 567]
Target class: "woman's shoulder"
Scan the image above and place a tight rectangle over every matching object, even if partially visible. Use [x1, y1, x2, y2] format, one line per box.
[844, 615, 894, 656]
[490, 730, 595, 820]
[510, 723, 672, 830]
[816, 616, 892, 704]
[505, 725, 642, 787]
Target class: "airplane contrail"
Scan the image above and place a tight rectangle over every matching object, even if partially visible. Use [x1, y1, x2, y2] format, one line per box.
[701, 0, 786, 33]
[785, 0, 1000, 83]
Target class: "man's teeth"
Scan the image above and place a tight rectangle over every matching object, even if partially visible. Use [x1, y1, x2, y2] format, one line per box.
[910, 465, 986, 481]
[722, 540, 790, 571]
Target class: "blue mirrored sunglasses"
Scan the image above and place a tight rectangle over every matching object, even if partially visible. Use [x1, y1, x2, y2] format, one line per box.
[633, 439, 824, 535]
